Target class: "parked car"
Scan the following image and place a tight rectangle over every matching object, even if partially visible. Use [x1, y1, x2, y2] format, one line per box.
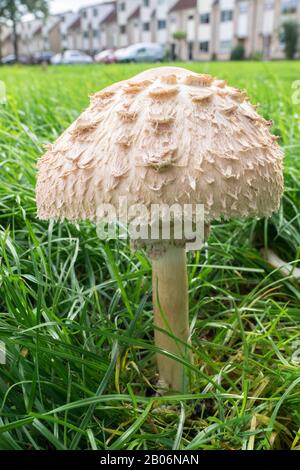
[117, 43, 164, 63]
[1, 54, 31, 65]
[95, 49, 116, 64]
[32, 51, 54, 64]
[51, 50, 93, 65]
[113, 48, 128, 63]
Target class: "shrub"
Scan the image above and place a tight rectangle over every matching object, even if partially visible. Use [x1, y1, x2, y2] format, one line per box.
[281, 21, 299, 59]
[230, 44, 245, 61]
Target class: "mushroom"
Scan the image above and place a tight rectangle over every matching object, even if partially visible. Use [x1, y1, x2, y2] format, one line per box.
[36, 66, 284, 393]
[261, 248, 300, 281]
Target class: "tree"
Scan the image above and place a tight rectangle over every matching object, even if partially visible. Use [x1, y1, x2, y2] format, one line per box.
[0, 1, 48, 60]
[281, 21, 299, 60]
[172, 31, 187, 61]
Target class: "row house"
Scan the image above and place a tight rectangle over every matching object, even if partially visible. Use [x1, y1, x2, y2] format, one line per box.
[59, 11, 81, 51]
[79, 2, 116, 54]
[100, 7, 118, 49]
[260, 0, 300, 59]
[168, 0, 198, 60]
[16, 12, 79, 57]
[169, 0, 300, 61]
[117, 1, 140, 47]
[116, 0, 178, 48]
[0, 25, 13, 58]
[155, 0, 177, 44]
[1, 0, 300, 61]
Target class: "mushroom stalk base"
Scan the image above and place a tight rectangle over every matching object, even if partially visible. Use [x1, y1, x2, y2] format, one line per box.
[152, 246, 190, 393]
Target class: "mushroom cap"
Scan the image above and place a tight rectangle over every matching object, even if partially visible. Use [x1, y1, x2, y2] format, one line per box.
[36, 66, 284, 223]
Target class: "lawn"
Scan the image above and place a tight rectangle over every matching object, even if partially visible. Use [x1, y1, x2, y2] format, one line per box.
[0, 61, 300, 451]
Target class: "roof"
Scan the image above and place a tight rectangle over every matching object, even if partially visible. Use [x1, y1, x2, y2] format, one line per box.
[169, 0, 197, 12]
[128, 6, 140, 21]
[68, 16, 81, 30]
[79, 1, 115, 12]
[48, 19, 61, 33]
[100, 5, 117, 25]
[33, 25, 43, 36]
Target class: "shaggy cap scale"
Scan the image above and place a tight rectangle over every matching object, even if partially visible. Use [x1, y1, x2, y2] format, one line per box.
[36, 66, 284, 222]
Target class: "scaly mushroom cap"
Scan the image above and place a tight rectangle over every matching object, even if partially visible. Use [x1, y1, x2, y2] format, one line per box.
[36, 66, 284, 222]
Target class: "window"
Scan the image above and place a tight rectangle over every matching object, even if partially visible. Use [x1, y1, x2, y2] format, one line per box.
[143, 0, 150, 6]
[61, 15, 65, 22]
[158, 19, 166, 29]
[82, 10, 87, 18]
[281, 0, 298, 14]
[221, 10, 233, 22]
[219, 40, 232, 52]
[199, 41, 209, 52]
[200, 13, 210, 24]
[119, 2, 126, 11]
[239, 1, 248, 13]
[83, 31, 88, 38]
[120, 25, 126, 34]
[170, 15, 176, 24]
[93, 30, 99, 38]
[143, 22, 150, 31]
[93, 8, 98, 16]
[188, 15, 194, 20]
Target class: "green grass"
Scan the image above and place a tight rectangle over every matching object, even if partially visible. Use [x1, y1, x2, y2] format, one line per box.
[0, 61, 300, 450]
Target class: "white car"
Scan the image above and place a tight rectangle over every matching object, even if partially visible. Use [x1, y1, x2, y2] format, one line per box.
[51, 50, 93, 65]
[117, 43, 164, 63]
[114, 48, 128, 62]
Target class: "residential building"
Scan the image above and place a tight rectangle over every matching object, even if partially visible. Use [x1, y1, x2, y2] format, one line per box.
[214, 0, 236, 60]
[67, 16, 83, 51]
[117, 0, 141, 46]
[269, 0, 300, 59]
[140, 0, 156, 42]
[56, 11, 80, 51]
[17, 19, 41, 57]
[2, 0, 300, 62]
[80, 1, 116, 54]
[156, 0, 177, 45]
[0, 25, 13, 58]
[128, 6, 141, 44]
[99, 5, 118, 49]
[169, 0, 198, 60]
[43, 16, 62, 53]
[196, 0, 215, 60]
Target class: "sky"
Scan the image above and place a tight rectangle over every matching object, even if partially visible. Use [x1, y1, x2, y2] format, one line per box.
[50, 0, 108, 14]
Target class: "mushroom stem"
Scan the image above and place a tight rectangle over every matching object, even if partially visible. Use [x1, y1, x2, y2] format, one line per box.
[261, 248, 300, 282]
[152, 245, 190, 393]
